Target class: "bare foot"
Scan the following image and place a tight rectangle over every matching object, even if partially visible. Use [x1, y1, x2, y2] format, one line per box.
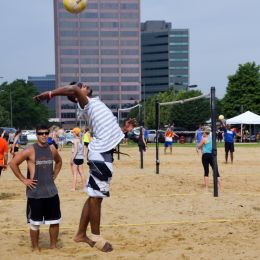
[74, 235, 95, 247]
[32, 247, 41, 252]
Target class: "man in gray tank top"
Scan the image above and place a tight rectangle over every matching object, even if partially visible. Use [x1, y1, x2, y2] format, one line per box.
[34, 83, 137, 252]
[9, 125, 62, 251]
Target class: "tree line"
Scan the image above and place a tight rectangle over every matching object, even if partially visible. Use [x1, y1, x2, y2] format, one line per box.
[1, 62, 260, 130]
[130, 62, 260, 130]
[0, 80, 49, 129]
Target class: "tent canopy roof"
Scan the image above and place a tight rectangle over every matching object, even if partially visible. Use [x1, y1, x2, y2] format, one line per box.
[226, 111, 260, 125]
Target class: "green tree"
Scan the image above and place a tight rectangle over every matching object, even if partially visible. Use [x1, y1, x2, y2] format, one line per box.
[167, 90, 211, 130]
[221, 62, 260, 118]
[0, 105, 9, 125]
[0, 80, 49, 129]
[134, 89, 211, 130]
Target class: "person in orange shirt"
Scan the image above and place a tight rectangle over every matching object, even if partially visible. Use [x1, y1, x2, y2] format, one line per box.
[164, 126, 179, 154]
[0, 128, 9, 176]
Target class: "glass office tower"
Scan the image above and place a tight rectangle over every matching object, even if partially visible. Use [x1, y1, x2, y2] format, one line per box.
[141, 21, 189, 97]
[28, 74, 56, 117]
[54, 0, 141, 126]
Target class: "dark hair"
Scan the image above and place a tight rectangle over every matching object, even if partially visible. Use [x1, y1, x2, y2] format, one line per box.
[0, 128, 3, 136]
[124, 118, 138, 128]
[36, 125, 49, 132]
[67, 82, 92, 103]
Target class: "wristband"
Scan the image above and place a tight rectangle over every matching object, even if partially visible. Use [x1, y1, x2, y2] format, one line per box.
[48, 91, 52, 99]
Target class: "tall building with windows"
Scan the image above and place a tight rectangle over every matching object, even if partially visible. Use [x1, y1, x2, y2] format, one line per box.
[28, 74, 56, 117]
[54, 0, 141, 126]
[141, 21, 189, 97]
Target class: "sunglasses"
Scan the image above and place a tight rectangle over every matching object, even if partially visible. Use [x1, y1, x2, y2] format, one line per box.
[37, 131, 50, 136]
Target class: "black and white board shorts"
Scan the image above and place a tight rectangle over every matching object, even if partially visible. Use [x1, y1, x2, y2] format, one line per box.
[27, 194, 61, 225]
[86, 149, 113, 198]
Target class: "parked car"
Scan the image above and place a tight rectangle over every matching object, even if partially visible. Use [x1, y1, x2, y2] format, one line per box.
[128, 127, 140, 143]
[146, 129, 166, 143]
[128, 128, 165, 143]
[1, 127, 28, 145]
[65, 132, 74, 144]
[147, 129, 156, 142]
[19, 133, 28, 145]
[25, 130, 37, 141]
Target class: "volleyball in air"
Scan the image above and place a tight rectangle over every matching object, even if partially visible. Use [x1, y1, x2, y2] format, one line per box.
[218, 115, 225, 120]
[63, 0, 87, 14]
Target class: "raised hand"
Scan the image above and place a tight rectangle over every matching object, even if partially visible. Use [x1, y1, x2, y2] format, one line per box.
[33, 91, 51, 103]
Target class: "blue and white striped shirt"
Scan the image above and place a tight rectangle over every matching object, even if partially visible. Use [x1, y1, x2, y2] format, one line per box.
[78, 97, 124, 153]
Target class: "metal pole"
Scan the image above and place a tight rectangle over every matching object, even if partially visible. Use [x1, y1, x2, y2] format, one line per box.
[211, 87, 218, 197]
[140, 149, 143, 169]
[155, 99, 160, 174]
[10, 85, 13, 127]
[143, 83, 146, 127]
[138, 105, 141, 125]
[117, 108, 120, 160]
[139, 126, 144, 169]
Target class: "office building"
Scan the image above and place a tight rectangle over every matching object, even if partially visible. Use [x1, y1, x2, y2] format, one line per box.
[28, 74, 56, 117]
[54, 0, 141, 126]
[141, 21, 189, 97]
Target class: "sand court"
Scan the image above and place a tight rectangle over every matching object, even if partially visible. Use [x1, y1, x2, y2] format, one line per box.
[0, 144, 260, 259]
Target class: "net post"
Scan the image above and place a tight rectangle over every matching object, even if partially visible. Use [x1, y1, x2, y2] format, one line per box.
[211, 87, 218, 197]
[139, 127, 144, 169]
[117, 108, 120, 160]
[155, 99, 160, 174]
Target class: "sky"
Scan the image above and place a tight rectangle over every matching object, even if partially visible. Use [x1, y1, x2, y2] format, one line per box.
[1, 0, 260, 98]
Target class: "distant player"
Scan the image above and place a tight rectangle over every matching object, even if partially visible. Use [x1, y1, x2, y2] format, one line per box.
[220, 120, 236, 163]
[195, 124, 203, 152]
[164, 126, 178, 154]
[0, 128, 8, 177]
[197, 127, 221, 190]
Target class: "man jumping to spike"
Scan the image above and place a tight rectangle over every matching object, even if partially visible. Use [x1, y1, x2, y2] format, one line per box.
[33, 83, 137, 252]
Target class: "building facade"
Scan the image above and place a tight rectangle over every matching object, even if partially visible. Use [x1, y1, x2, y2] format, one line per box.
[54, 0, 141, 126]
[141, 21, 189, 97]
[28, 74, 56, 117]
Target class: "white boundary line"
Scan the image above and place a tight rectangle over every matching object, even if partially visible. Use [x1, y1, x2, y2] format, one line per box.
[2, 218, 260, 232]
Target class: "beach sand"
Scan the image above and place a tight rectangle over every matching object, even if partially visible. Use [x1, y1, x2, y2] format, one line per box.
[0, 144, 260, 260]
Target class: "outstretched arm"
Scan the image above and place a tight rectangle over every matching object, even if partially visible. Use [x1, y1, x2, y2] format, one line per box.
[219, 119, 227, 130]
[33, 84, 88, 109]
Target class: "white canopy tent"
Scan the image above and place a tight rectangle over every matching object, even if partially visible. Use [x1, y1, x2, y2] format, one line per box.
[226, 111, 260, 142]
[226, 111, 260, 124]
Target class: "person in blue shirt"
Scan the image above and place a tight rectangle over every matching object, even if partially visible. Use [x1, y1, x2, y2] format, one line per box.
[143, 128, 149, 143]
[197, 127, 221, 190]
[223, 124, 236, 164]
[195, 124, 203, 153]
